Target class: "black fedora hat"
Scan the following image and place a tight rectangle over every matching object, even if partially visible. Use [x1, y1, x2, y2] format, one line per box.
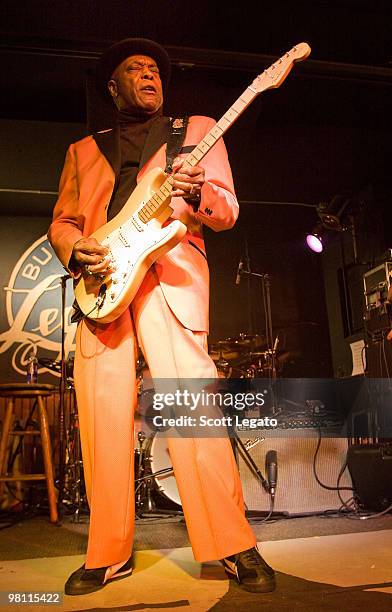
[96, 37, 171, 95]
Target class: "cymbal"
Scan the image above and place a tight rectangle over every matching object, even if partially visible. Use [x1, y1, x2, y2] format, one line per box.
[38, 357, 61, 373]
[230, 349, 294, 370]
[221, 333, 265, 350]
[209, 333, 266, 364]
[209, 345, 241, 362]
[37, 357, 74, 380]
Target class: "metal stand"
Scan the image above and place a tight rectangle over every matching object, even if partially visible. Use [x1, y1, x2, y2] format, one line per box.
[230, 429, 283, 520]
[240, 269, 277, 379]
[56, 274, 88, 520]
[239, 264, 279, 416]
[232, 430, 269, 490]
[62, 394, 88, 521]
[233, 259, 281, 516]
[134, 431, 182, 518]
[57, 274, 71, 517]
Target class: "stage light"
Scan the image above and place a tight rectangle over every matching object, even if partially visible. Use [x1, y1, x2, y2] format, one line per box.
[306, 229, 324, 253]
[306, 194, 355, 254]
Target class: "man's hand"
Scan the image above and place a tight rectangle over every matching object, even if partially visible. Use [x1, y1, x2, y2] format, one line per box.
[72, 237, 115, 278]
[172, 158, 204, 200]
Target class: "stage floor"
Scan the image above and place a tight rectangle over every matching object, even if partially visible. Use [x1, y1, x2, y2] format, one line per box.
[0, 514, 391, 611]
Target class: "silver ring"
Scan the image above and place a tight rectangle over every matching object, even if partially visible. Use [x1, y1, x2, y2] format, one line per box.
[85, 265, 94, 276]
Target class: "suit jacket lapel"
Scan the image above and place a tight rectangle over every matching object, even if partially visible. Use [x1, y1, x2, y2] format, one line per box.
[93, 116, 171, 180]
[93, 127, 121, 178]
[139, 116, 171, 171]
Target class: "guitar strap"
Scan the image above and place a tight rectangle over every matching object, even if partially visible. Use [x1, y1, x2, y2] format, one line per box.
[164, 116, 189, 173]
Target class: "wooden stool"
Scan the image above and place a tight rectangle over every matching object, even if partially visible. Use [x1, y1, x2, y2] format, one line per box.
[0, 383, 58, 523]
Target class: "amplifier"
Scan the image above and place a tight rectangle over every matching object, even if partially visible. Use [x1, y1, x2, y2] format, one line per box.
[237, 435, 352, 515]
[364, 303, 391, 336]
[363, 262, 392, 311]
[347, 443, 392, 511]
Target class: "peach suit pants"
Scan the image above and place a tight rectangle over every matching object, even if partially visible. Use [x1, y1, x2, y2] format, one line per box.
[74, 266, 256, 568]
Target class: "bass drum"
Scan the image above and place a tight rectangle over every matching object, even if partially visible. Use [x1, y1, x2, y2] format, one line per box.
[147, 433, 182, 508]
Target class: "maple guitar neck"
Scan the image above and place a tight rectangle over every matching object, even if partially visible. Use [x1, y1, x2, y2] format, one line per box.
[138, 42, 311, 224]
[182, 88, 257, 169]
[138, 86, 259, 224]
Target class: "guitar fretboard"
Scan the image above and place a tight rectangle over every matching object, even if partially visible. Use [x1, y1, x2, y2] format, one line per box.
[137, 87, 259, 224]
[137, 42, 310, 224]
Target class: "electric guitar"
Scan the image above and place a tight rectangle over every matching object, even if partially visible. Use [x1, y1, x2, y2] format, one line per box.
[74, 42, 311, 323]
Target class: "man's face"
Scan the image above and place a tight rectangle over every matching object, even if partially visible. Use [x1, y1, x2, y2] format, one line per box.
[108, 54, 163, 115]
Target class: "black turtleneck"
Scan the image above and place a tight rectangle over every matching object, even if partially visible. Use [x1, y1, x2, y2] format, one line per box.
[106, 109, 162, 221]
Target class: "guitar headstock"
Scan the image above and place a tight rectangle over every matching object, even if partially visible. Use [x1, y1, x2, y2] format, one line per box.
[251, 42, 311, 93]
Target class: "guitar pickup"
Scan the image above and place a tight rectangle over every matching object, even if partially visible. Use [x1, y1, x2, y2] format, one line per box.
[131, 214, 143, 232]
[118, 229, 130, 247]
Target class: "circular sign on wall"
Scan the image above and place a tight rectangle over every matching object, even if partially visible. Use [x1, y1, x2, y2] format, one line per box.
[0, 234, 76, 378]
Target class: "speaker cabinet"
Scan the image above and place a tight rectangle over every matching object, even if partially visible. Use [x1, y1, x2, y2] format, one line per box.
[347, 443, 392, 511]
[238, 435, 352, 515]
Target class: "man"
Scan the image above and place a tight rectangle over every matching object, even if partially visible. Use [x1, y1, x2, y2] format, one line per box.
[48, 38, 275, 596]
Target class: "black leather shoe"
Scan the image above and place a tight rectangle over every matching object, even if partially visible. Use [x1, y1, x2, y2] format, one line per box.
[65, 557, 133, 596]
[221, 546, 276, 593]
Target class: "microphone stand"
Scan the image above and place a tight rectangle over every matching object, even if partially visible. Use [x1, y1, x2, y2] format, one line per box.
[58, 273, 71, 517]
[234, 262, 283, 519]
[239, 267, 279, 408]
[244, 238, 253, 335]
[230, 426, 285, 520]
[230, 260, 285, 521]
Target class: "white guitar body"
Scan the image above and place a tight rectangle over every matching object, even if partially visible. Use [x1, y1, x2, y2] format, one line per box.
[74, 167, 187, 323]
[74, 43, 311, 323]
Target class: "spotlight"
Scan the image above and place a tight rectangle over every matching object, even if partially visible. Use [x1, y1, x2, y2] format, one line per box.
[306, 224, 325, 253]
[306, 232, 323, 253]
[306, 194, 355, 254]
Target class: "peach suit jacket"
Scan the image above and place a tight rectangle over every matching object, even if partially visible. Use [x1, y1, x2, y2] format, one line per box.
[48, 115, 239, 332]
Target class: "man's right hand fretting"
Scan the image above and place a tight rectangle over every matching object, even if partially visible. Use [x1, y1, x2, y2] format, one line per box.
[72, 238, 115, 278]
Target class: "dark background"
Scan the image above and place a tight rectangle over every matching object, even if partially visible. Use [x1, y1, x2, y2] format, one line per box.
[1, 0, 392, 377]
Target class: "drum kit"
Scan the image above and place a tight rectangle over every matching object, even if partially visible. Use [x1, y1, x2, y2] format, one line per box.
[209, 332, 278, 379]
